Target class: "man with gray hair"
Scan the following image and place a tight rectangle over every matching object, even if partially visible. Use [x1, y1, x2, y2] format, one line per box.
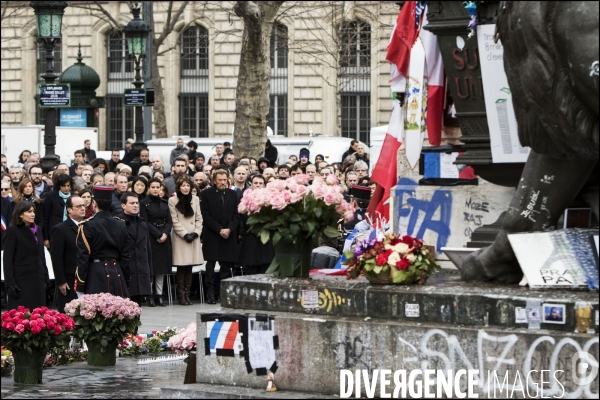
[170, 137, 188, 166]
[193, 171, 208, 186]
[354, 160, 369, 179]
[9, 164, 23, 187]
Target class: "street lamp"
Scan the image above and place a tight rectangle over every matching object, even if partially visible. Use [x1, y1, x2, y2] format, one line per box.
[31, 1, 68, 173]
[123, 2, 151, 175]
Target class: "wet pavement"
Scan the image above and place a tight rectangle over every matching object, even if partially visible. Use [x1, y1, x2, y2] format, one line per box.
[1, 356, 187, 399]
[1, 303, 222, 399]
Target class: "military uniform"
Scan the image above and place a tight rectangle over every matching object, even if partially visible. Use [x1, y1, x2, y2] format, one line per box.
[74, 210, 131, 297]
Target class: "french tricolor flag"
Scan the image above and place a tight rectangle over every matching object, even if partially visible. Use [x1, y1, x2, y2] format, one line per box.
[1, 215, 6, 231]
[208, 321, 242, 354]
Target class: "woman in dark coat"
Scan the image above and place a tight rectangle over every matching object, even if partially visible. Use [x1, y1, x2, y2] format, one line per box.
[264, 139, 278, 167]
[140, 178, 173, 307]
[3, 201, 48, 310]
[42, 173, 72, 246]
[11, 178, 44, 230]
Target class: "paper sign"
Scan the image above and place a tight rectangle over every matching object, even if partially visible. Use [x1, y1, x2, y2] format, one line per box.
[248, 318, 276, 370]
[302, 290, 319, 314]
[528, 308, 540, 321]
[405, 303, 420, 318]
[477, 25, 530, 163]
[515, 307, 527, 324]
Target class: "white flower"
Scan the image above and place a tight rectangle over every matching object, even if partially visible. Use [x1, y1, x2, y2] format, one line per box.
[393, 243, 410, 254]
[387, 251, 401, 267]
[406, 253, 416, 262]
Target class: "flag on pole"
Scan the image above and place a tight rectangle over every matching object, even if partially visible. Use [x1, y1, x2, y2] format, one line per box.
[386, 1, 418, 86]
[367, 100, 403, 222]
[420, 8, 445, 146]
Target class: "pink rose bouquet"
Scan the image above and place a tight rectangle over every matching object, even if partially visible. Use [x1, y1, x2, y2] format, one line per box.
[64, 293, 142, 352]
[238, 174, 354, 246]
[167, 322, 197, 355]
[1, 306, 75, 353]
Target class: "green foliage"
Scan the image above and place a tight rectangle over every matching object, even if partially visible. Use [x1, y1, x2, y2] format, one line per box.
[144, 336, 164, 354]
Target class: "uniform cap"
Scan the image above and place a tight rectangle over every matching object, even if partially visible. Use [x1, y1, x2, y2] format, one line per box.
[92, 185, 114, 201]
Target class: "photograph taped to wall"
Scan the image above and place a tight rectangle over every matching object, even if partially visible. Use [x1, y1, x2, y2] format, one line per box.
[247, 318, 276, 370]
[542, 303, 566, 325]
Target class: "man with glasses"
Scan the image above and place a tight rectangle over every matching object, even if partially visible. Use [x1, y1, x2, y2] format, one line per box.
[50, 195, 86, 312]
[354, 161, 369, 179]
[29, 164, 51, 199]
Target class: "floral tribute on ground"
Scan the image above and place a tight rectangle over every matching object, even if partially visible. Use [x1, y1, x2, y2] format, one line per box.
[65, 293, 142, 366]
[238, 174, 354, 277]
[167, 322, 197, 355]
[1, 306, 75, 383]
[344, 233, 441, 284]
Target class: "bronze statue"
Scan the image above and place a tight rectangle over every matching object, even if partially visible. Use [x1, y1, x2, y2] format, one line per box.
[461, 1, 599, 283]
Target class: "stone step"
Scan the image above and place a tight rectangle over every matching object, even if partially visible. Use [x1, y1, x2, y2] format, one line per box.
[220, 273, 599, 332]
[160, 383, 333, 399]
[194, 309, 599, 397]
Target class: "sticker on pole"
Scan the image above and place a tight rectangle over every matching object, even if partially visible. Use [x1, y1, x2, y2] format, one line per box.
[39, 83, 71, 108]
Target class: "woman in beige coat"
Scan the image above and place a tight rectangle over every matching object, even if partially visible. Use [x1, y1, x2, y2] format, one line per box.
[168, 175, 203, 305]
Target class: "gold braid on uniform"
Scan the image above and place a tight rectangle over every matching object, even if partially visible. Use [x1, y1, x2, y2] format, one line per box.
[75, 220, 92, 283]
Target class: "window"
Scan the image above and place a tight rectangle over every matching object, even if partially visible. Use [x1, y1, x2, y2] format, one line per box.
[105, 96, 134, 151]
[35, 33, 62, 126]
[179, 26, 209, 138]
[106, 31, 134, 149]
[268, 23, 288, 136]
[339, 21, 371, 143]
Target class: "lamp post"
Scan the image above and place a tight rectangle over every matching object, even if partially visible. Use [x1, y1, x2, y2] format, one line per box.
[123, 2, 151, 176]
[31, 1, 68, 173]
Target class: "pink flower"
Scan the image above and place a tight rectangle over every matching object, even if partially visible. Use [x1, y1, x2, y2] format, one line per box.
[4, 322, 15, 331]
[31, 323, 43, 334]
[311, 185, 326, 199]
[326, 174, 339, 185]
[270, 194, 287, 210]
[54, 325, 63, 335]
[294, 174, 310, 185]
[282, 190, 292, 203]
[14, 323, 25, 334]
[324, 192, 337, 206]
[296, 185, 308, 197]
[343, 210, 355, 222]
[287, 182, 298, 192]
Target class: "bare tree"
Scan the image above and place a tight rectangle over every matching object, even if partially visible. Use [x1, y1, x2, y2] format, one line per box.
[232, 1, 285, 159]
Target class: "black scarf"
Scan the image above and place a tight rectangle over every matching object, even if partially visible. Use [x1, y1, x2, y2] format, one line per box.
[175, 191, 194, 217]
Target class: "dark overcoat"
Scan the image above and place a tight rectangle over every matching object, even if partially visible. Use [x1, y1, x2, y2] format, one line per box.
[50, 219, 79, 311]
[42, 190, 70, 241]
[1, 197, 12, 250]
[123, 215, 154, 297]
[3, 224, 48, 310]
[75, 211, 130, 297]
[199, 187, 240, 263]
[238, 190, 274, 266]
[140, 195, 173, 275]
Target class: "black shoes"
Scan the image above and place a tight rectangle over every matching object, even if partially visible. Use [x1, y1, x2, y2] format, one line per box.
[157, 296, 166, 307]
[147, 296, 156, 307]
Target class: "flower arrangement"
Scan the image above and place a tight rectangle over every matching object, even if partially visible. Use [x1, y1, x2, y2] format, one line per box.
[156, 326, 178, 343]
[345, 233, 441, 284]
[144, 336, 165, 353]
[238, 174, 354, 246]
[65, 293, 142, 353]
[167, 322, 197, 355]
[1, 306, 75, 353]
[1, 347, 14, 377]
[46, 345, 87, 367]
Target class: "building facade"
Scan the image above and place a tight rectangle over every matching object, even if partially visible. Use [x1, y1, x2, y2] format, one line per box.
[1, 1, 403, 150]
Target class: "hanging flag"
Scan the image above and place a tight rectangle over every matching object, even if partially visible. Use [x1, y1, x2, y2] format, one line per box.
[367, 100, 403, 223]
[420, 8, 445, 146]
[207, 320, 243, 355]
[404, 37, 426, 169]
[386, 1, 418, 84]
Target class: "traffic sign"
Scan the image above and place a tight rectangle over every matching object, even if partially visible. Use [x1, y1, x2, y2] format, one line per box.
[124, 88, 146, 106]
[39, 83, 71, 108]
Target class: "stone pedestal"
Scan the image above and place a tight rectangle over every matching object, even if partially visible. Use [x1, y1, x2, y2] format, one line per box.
[194, 275, 599, 397]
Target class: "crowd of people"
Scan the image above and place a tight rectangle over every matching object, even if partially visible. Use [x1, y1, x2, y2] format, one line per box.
[1, 137, 374, 311]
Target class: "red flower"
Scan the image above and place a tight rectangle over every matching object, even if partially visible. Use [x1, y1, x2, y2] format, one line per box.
[54, 326, 63, 335]
[396, 258, 410, 270]
[376, 250, 392, 266]
[4, 322, 15, 331]
[30, 313, 40, 321]
[16, 306, 28, 313]
[1, 312, 10, 322]
[390, 238, 402, 246]
[30, 323, 43, 334]
[8, 309, 17, 317]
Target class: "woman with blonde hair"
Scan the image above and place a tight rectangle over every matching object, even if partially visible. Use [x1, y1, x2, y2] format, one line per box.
[168, 174, 203, 305]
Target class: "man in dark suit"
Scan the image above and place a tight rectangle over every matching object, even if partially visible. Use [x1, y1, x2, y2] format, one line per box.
[50, 195, 86, 312]
[200, 170, 241, 304]
[120, 192, 153, 306]
[83, 139, 97, 163]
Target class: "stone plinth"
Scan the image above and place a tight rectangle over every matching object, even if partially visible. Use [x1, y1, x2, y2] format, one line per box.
[220, 274, 599, 332]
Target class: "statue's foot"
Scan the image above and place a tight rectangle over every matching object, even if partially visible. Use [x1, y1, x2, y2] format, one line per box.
[461, 246, 523, 284]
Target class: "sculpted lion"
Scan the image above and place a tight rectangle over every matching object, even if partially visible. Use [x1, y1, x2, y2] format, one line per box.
[461, 1, 599, 283]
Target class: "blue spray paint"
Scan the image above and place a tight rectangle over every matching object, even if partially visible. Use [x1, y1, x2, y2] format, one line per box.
[395, 178, 452, 251]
